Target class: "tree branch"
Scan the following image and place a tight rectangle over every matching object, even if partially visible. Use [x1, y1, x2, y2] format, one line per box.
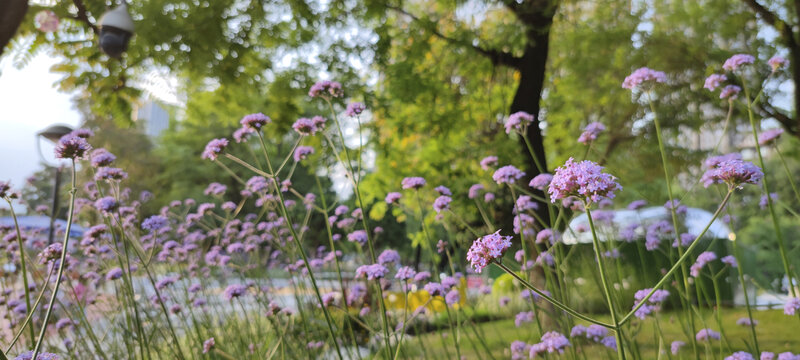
[741, 0, 796, 47]
[384, 4, 522, 68]
[0, 0, 29, 57]
[756, 101, 799, 136]
[72, 0, 99, 35]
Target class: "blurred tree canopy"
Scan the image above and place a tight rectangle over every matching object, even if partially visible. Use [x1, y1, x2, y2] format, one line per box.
[2, 0, 799, 259]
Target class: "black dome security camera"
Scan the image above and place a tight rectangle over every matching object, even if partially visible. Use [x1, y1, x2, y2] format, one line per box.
[98, 3, 135, 58]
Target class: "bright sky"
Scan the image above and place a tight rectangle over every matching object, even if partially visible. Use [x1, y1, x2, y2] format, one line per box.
[0, 53, 81, 201]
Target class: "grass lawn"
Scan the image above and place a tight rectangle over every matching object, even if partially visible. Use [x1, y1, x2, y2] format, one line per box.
[401, 308, 799, 359]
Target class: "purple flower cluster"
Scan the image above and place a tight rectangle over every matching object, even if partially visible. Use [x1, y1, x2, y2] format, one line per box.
[355, 263, 388, 280]
[726, 352, 755, 360]
[515, 311, 535, 327]
[401, 177, 426, 189]
[723, 54, 755, 71]
[768, 56, 788, 72]
[785, 297, 800, 315]
[578, 122, 605, 144]
[346, 102, 365, 116]
[696, 328, 720, 341]
[385, 192, 402, 204]
[529, 173, 552, 191]
[308, 80, 343, 98]
[467, 230, 512, 273]
[55, 133, 92, 160]
[704, 74, 727, 91]
[480, 155, 498, 170]
[492, 165, 525, 185]
[433, 195, 452, 213]
[142, 215, 169, 232]
[701, 155, 763, 189]
[14, 351, 60, 360]
[622, 67, 667, 89]
[292, 118, 319, 136]
[294, 146, 315, 162]
[505, 111, 534, 134]
[759, 128, 784, 146]
[223, 284, 248, 300]
[632, 288, 670, 319]
[240, 113, 271, 130]
[202, 337, 215, 354]
[201, 138, 228, 160]
[720, 85, 741, 100]
[690, 251, 717, 277]
[548, 158, 621, 205]
[90, 148, 116, 167]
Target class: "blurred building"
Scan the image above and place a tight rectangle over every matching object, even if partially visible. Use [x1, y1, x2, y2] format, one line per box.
[133, 99, 169, 138]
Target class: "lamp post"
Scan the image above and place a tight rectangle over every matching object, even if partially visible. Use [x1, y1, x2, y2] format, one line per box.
[98, 2, 135, 58]
[36, 124, 73, 244]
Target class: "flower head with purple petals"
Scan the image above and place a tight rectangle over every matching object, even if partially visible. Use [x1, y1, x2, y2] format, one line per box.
[622, 67, 667, 89]
[493, 165, 525, 185]
[549, 158, 621, 205]
[467, 230, 512, 273]
[723, 54, 755, 71]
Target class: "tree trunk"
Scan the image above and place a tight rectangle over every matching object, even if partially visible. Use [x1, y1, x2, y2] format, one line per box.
[0, 0, 29, 57]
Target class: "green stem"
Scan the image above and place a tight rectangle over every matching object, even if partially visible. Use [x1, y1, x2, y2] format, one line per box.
[621, 190, 733, 325]
[732, 235, 760, 354]
[585, 207, 625, 360]
[741, 80, 797, 298]
[31, 161, 76, 359]
[6, 201, 35, 343]
[494, 262, 614, 329]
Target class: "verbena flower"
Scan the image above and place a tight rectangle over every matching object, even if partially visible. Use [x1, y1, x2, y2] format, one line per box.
[292, 118, 318, 136]
[578, 122, 605, 144]
[240, 113, 270, 130]
[704, 74, 727, 91]
[510, 341, 529, 360]
[377, 249, 400, 265]
[777, 352, 800, 360]
[95, 196, 118, 213]
[347, 230, 368, 246]
[434, 185, 451, 196]
[671, 341, 686, 355]
[201, 138, 228, 160]
[549, 158, 621, 205]
[14, 351, 60, 360]
[736, 317, 758, 326]
[0, 181, 12, 198]
[505, 111, 534, 134]
[721, 255, 738, 267]
[536, 331, 571, 353]
[627, 199, 647, 210]
[723, 54, 755, 71]
[759, 128, 784, 146]
[433, 195, 452, 213]
[401, 177, 426, 190]
[467, 230, 512, 273]
[294, 146, 315, 162]
[346, 102, 365, 116]
[695, 328, 720, 341]
[308, 80, 343, 98]
[468, 184, 484, 199]
[690, 251, 717, 277]
[395, 266, 416, 280]
[445, 289, 460, 305]
[142, 215, 169, 232]
[106, 267, 123, 281]
[55, 134, 92, 160]
[726, 352, 755, 360]
[720, 85, 741, 99]
[768, 56, 789, 72]
[202, 337, 215, 354]
[529, 173, 553, 191]
[536, 229, 556, 244]
[480, 155, 498, 170]
[622, 67, 667, 89]
[601, 336, 617, 350]
[95, 167, 128, 182]
[385, 192, 402, 204]
[762, 353, 776, 360]
[223, 284, 248, 300]
[355, 263, 388, 280]
[515, 311, 535, 327]
[701, 156, 763, 189]
[492, 165, 525, 185]
[784, 297, 800, 315]
[90, 148, 116, 167]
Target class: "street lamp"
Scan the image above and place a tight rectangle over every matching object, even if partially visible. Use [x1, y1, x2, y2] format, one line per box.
[98, 2, 135, 58]
[36, 124, 73, 244]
